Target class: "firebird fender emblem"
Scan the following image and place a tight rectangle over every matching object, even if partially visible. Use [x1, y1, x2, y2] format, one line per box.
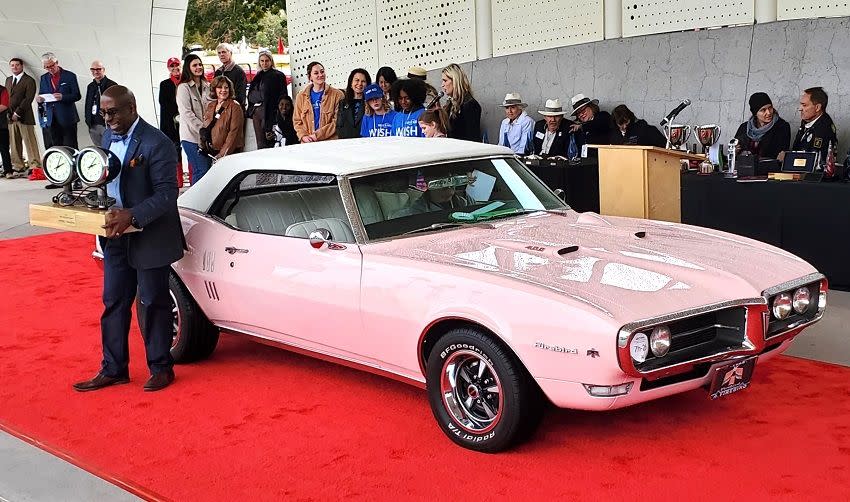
[587, 349, 600, 358]
[534, 342, 578, 354]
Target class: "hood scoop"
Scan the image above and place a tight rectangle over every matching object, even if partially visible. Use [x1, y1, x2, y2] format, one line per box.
[558, 245, 579, 255]
[635, 231, 646, 238]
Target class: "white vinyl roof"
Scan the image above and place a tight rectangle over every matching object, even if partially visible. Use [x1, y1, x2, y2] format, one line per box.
[178, 137, 513, 211]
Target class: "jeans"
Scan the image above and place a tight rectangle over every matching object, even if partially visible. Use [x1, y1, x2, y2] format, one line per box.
[181, 140, 212, 184]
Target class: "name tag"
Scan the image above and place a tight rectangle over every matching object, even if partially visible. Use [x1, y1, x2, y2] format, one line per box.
[535, 131, 545, 139]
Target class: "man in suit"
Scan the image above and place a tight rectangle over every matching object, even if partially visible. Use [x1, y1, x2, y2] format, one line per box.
[532, 98, 575, 157]
[214, 43, 247, 110]
[35, 52, 81, 149]
[84, 60, 117, 146]
[5, 58, 42, 174]
[73, 85, 183, 393]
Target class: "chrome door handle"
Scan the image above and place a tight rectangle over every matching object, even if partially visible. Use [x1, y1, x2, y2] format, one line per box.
[225, 247, 249, 254]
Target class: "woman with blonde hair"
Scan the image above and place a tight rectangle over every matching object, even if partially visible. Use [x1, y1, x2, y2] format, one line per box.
[440, 63, 481, 142]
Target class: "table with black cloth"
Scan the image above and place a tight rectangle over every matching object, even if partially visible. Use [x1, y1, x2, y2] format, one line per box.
[524, 158, 600, 213]
[681, 173, 850, 290]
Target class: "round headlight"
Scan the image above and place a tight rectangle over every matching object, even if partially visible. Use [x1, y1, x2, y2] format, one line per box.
[772, 293, 792, 319]
[630, 332, 649, 363]
[650, 325, 671, 357]
[792, 287, 811, 314]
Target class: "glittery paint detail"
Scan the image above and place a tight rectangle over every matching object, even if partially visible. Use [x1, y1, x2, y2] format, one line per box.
[600, 263, 672, 292]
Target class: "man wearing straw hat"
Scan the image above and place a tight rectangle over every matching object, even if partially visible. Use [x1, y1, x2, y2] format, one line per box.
[497, 92, 535, 154]
[533, 98, 575, 157]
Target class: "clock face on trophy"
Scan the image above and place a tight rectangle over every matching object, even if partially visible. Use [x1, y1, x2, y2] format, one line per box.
[42, 147, 78, 186]
[75, 147, 121, 187]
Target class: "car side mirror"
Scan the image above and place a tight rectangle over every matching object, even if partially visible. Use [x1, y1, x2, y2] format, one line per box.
[308, 228, 332, 249]
[553, 188, 566, 201]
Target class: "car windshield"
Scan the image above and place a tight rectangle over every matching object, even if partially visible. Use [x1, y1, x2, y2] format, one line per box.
[350, 157, 567, 240]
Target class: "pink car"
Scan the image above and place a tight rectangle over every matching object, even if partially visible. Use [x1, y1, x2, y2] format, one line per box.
[146, 138, 825, 451]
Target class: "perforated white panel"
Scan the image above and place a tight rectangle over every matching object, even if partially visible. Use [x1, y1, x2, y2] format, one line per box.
[777, 1, 850, 20]
[622, 1, 754, 38]
[287, 0, 379, 90]
[376, 0, 477, 71]
[492, 0, 604, 56]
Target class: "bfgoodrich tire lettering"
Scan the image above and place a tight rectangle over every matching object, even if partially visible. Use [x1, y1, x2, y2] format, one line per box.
[426, 327, 540, 452]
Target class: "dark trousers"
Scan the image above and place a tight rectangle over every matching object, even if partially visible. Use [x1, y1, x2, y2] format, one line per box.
[252, 105, 272, 149]
[100, 236, 174, 377]
[0, 128, 11, 174]
[45, 121, 78, 149]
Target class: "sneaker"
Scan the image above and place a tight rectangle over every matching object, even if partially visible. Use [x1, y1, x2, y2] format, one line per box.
[4, 172, 14, 179]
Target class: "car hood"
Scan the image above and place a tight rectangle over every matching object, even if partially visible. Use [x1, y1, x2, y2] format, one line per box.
[368, 211, 817, 321]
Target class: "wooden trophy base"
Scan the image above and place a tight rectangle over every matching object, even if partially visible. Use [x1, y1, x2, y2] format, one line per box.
[29, 202, 141, 237]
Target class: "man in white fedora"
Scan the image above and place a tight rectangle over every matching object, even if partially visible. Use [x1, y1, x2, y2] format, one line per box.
[533, 98, 576, 157]
[497, 92, 535, 154]
[568, 93, 612, 157]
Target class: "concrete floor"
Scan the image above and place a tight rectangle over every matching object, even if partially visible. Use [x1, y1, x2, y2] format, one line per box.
[0, 176, 847, 500]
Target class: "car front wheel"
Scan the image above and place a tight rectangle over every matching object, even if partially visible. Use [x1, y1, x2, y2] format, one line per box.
[426, 327, 541, 452]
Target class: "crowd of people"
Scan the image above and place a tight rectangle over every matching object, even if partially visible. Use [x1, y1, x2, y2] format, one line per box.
[0, 49, 846, 186]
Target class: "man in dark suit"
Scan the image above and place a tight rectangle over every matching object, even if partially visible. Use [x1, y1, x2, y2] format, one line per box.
[6, 58, 42, 174]
[73, 85, 184, 393]
[532, 98, 575, 157]
[84, 60, 117, 146]
[35, 52, 81, 149]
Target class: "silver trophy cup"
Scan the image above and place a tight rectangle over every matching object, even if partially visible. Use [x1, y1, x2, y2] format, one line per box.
[665, 124, 691, 150]
[695, 124, 721, 154]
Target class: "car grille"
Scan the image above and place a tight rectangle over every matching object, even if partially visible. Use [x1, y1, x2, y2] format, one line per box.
[636, 307, 748, 372]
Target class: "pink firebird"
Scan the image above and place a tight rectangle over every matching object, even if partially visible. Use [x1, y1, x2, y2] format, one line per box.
[105, 138, 827, 452]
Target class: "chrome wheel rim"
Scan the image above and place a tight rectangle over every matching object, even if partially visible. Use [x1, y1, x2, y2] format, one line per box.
[169, 289, 181, 349]
[440, 350, 503, 434]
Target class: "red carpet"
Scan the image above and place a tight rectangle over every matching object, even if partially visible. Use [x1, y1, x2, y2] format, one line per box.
[1, 232, 849, 501]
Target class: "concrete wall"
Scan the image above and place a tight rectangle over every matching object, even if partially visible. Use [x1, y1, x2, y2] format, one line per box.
[429, 16, 850, 158]
[0, 0, 188, 154]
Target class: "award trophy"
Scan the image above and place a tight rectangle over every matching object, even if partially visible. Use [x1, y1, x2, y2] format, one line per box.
[695, 124, 721, 174]
[665, 124, 691, 151]
[725, 138, 739, 178]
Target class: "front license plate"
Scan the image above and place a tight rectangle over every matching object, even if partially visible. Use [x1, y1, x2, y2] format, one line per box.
[708, 357, 756, 400]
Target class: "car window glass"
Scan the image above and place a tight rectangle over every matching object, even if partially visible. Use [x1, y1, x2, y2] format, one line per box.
[214, 171, 355, 243]
[350, 157, 566, 241]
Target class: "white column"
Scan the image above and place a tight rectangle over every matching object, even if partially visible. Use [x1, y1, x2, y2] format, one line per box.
[476, 0, 493, 60]
[604, 0, 623, 39]
[755, 0, 778, 23]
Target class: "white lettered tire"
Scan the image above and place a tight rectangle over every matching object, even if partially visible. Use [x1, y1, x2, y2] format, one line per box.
[426, 327, 541, 452]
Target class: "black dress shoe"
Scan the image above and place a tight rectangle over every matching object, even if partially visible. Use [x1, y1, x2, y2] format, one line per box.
[143, 370, 175, 392]
[73, 373, 130, 392]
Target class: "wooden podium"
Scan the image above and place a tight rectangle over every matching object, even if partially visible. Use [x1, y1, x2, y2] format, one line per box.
[590, 145, 704, 222]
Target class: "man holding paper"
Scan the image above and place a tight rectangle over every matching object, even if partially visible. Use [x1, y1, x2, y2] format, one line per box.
[35, 52, 81, 150]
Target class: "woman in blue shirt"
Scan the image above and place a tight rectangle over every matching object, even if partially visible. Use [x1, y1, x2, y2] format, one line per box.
[390, 78, 427, 137]
[360, 83, 396, 137]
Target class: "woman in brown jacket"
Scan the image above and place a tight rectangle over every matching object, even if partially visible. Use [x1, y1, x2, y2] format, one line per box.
[202, 76, 244, 162]
[293, 61, 343, 142]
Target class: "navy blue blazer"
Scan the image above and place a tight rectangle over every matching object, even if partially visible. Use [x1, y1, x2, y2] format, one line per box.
[38, 69, 82, 127]
[102, 118, 184, 269]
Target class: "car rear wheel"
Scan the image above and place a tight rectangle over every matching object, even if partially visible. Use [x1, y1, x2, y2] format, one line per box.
[137, 273, 219, 363]
[168, 273, 219, 362]
[426, 327, 541, 452]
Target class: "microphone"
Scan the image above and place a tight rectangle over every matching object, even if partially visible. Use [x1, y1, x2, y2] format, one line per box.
[425, 91, 445, 110]
[660, 99, 691, 126]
